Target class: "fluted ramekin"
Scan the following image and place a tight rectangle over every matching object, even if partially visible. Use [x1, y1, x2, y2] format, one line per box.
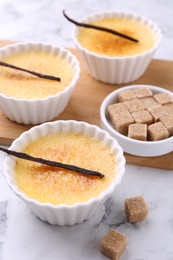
[73, 11, 161, 84]
[0, 43, 80, 124]
[4, 120, 125, 225]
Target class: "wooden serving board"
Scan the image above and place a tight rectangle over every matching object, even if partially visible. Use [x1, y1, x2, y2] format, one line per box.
[0, 40, 173, 170]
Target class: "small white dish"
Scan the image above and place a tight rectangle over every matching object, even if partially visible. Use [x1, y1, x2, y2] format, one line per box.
[100, 85, 173, 157]
[3, 120, 125, 225]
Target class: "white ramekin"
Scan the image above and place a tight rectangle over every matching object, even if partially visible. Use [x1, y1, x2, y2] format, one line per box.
[73, 11, 161, 84]
[3, 120, 126, 225]
[100, 85, 173, 157]
[0, 43, 80, 124]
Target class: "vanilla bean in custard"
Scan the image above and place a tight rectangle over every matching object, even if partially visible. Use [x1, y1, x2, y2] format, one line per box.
[0, 61, 61, 82]
[0, 146, 104, 179]
[63, 10, 139, 43]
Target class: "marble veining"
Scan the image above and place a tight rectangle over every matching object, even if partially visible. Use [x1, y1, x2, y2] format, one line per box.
[0, 0, 173, 259]
[0, 201, 7, 256]
[1, 160, 173, 260]
[0, 201, 7, 234]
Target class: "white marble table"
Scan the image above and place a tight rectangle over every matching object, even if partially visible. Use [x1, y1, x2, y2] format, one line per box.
[0, 1, 173, 259]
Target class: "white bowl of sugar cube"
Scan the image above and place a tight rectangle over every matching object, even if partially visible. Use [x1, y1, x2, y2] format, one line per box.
[100, 84, 173, 157]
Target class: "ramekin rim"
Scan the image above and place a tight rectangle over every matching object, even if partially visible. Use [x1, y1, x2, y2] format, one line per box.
[4, 120, 126, 209]
[0, 42, 80, 102]
[73, 10, 162, 60]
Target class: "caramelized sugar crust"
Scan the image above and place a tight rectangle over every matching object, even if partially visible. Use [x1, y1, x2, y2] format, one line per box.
[78, 17, 156, 56]
[15, 132, 117, 205]
[0, 50, 73, 99]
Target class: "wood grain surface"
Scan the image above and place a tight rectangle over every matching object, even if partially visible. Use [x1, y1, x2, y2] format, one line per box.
[0, 40, 172, 170]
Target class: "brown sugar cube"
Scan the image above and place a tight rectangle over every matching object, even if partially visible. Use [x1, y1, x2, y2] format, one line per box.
[111, 112, 134, 135]
[125, 196, 148, 223]
[117, 89, 136, 102]
[160, 115, 173, 136]
[125, 98, 143, 113]
[163, 103, 173, 114]
[148, 105, 168, 122]
[108, 103, 129, 121]
[101, 229, 128, 260]
[128, 123, 147, 141]
[140, 97, 158, 109]
[148, 122, 169, 141]
[154, 93, 173, 105]
[133, 87, 153, 99]
[132, 110, 153, 125]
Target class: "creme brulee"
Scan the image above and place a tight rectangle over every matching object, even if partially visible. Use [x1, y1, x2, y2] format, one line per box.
[77, 17, 156, 56]
[0, 50, 73, 99]
[15, 132, 117, 205]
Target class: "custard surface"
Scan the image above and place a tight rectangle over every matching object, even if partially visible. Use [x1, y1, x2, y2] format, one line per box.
[15, 132, 117, 205]
[78, 17, 156, 56]
[0, 50, 73, 99]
